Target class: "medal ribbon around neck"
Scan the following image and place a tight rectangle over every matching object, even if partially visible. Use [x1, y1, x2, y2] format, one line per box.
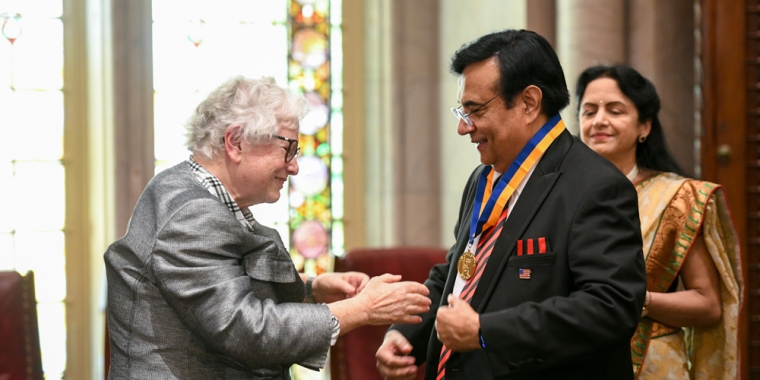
[468, 114, 565, 245]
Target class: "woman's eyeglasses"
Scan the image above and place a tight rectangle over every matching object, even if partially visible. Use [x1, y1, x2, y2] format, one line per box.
[273, 135, 300, 163]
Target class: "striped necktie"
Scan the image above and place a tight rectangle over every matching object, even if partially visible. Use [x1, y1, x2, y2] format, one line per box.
[437, 207, 509, 380]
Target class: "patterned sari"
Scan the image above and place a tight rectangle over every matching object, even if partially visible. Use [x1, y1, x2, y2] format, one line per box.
[630, 172, 742, 379]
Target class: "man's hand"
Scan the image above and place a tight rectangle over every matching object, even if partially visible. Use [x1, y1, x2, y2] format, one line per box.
[435, 294, 481, 352]
[376, 330, 418, 380]
[360, 274, 431, 325]
[311, 271, 369, 303]
[327, 274, 430, 335]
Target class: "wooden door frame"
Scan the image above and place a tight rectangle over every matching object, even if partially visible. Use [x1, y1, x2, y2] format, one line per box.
[700, 0, 749, 377]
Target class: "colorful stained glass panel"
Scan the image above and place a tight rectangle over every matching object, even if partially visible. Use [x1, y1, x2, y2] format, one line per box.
[287, 0, 342, 277]
[300, 92, 329, 135]
[292, 28, 327, 69]
[291, 155, 328, 196]
[292, 220, 328, 259]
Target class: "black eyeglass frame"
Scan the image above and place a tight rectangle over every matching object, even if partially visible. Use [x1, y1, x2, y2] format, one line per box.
[273, 134, 300, 163]
[450, 93, 500, 126]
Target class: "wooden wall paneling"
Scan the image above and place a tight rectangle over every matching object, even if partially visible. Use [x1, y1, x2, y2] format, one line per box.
[747, 1, 760, 377]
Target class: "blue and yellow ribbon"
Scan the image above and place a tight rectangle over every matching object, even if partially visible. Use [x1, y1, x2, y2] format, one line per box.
[469, 114, 565, 243]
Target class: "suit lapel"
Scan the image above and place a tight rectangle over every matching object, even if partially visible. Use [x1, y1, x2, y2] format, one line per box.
[470, 130, 574, 311]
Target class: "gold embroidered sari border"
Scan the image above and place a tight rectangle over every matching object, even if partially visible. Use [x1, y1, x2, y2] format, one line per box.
[647, 180, 715, 296]
[631, 177, 718, 378]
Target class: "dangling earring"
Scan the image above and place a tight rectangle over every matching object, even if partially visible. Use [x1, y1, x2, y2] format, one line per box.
[638, 135, 647, 143]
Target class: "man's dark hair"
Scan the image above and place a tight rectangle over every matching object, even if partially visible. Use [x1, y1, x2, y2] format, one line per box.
[575, 64, 685, 175]
[450, 29, 570, 117]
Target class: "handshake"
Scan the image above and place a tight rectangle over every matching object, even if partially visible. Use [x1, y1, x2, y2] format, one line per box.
[308, 272, 431, 335]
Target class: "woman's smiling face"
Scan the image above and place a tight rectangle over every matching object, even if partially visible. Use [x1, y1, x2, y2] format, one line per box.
[579, 77, 650, 168]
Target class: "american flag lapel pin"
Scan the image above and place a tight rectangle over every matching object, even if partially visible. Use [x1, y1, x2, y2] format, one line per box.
[518, 268, 531, 280]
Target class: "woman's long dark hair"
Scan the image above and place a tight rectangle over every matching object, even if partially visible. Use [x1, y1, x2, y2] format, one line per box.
[575, 64, 686, 176]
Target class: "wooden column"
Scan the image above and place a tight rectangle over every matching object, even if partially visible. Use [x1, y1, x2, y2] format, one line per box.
[111, 0, 154, 237]
[527, 0, 556, 48]
[556, 0, 626, 133]
[628, 0, 695, 175]
[342, 0, 366, 250]
[391, 0, 441, 247]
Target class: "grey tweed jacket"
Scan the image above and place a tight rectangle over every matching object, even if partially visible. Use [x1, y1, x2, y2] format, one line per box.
[105, 163, 333, 379]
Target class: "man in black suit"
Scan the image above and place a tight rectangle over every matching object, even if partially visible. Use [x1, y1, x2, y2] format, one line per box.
[376, 29, 647, 380]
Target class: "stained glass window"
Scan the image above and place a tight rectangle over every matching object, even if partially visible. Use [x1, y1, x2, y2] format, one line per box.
[287, 0, 343, 281]
[285, 3, 344, 375]
[0, 1, 67, 379]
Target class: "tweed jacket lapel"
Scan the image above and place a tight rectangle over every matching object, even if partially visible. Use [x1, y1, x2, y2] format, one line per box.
[185, 161, 305, 301]
[241, 222, 305, 303]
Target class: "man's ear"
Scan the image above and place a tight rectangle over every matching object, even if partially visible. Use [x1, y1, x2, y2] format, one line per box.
[522, 85, 543, 120]
[224, 125, 244, 163]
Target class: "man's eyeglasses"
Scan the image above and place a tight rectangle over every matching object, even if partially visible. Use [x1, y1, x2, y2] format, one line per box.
[273, 135, 300, 163]
[450, 93, 500, 126]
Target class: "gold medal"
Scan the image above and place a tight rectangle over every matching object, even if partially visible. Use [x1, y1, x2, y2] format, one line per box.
[457, 251, 477, 280]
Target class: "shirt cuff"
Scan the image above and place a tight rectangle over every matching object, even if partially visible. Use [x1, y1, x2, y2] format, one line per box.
[329, 311, 341, 346]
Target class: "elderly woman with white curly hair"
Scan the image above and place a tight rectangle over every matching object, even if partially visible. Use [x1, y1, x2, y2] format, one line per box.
[105, 76, 431, 380]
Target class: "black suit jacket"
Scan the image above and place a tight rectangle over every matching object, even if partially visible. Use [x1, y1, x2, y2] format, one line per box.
[392, 130, 647, 380]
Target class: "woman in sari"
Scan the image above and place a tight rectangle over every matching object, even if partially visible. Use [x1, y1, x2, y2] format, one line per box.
[575, 64, 742, 379]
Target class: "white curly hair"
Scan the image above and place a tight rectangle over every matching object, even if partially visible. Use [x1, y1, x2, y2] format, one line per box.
[184, 76, 308, 160]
